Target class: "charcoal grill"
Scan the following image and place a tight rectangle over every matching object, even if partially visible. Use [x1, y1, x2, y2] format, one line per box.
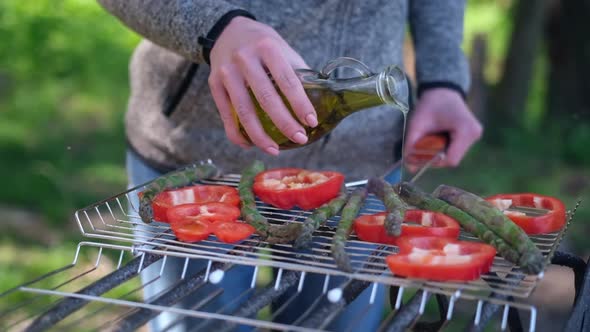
[0, 163, 585, 332]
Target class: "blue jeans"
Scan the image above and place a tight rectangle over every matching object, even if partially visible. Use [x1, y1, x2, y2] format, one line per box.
[126, 149, 401, 331]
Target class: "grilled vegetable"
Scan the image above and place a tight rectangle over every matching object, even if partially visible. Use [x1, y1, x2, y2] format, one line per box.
[166, 202, 241, 225]
[171, 219, 212, 242]
[396, 182, 527, 272]
[238, 160, 271, 238]
[353, 210, 461, 245]
[387, 237, 496, 281]
[265, 223, 302, 244]
[213, 221, 256, 243]
[433, 185, 544, 274]
[138, 163, 220, 223]
[237, 160, 303, 243]
[26, 253, 161, 332]
[367, 177, 406, 236]
[293, 190, 349, 250]
[486, 193, 566, 235]
[252, 168, 345, 210]
[331, 188, 368, 272]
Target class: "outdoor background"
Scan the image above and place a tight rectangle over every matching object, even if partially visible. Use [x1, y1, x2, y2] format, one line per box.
[1, 0, 588, 331]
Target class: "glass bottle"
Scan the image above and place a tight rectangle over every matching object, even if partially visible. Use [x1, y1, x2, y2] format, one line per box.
[237, 57, 410, 149]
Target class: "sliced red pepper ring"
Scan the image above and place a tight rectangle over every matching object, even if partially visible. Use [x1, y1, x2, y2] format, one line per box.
[386, 237, 497, 281]
[166, 202, 241, 225]
[253, 168, 345, 210]
[353, 210, 460, 245]
[170, 219, 213, 243]
[140, 185, 240, 222]
[486, 193, 566, 235]
[213, 221, 256, 243]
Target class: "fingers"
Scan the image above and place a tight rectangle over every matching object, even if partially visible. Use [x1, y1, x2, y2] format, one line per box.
[208, 76, 251, 149]
[444, 123, 483, 167]
[404, 88, 483, 171]
[234, 48, 309, 145]
[218, 65, 279, 156]
[258, 40, 317, 127]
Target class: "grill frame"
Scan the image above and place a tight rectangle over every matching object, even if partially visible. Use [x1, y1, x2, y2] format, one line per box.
[74, 173, 573, 301]
[0, 167, 581, 332]
[0, 241, 544, 332]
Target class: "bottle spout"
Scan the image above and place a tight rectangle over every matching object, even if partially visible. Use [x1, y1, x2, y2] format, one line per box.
[377, 66, 410, 113]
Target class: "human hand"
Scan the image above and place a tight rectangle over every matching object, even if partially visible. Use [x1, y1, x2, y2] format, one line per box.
[404, 88, 483, 170]
[208, 16, 317, 156]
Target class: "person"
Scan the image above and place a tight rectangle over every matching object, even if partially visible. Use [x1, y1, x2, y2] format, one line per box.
[97, 1, 483, 331]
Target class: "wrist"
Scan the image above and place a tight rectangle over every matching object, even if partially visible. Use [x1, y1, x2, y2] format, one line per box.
[417, 82, 466, 101]
[198, 10, 256, 65]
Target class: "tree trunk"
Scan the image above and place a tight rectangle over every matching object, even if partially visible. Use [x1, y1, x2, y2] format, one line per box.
[545, 0, 590, 122]
[467, 34, 488, 121]
[487, 0, 548, 143]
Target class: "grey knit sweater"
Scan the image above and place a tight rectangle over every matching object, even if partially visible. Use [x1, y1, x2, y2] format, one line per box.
[98, 0, 469, 181]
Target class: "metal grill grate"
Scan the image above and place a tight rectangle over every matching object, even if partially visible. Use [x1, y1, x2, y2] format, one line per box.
[73, 173, 573, 300]
[1, 171, 579, 332]
[0, 242, 541, 332]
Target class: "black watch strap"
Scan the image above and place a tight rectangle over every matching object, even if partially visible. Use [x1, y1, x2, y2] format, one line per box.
[417, 81, 467, 100]
[198, 9, 257, 65]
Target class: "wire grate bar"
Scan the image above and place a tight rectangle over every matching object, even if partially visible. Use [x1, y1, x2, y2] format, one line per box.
[5, 170, 574, 331]
[1, 242, 543, 332]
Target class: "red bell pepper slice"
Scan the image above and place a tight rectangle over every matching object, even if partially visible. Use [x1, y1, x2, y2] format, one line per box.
[142, 185, 240, 222]
[170, 219, 213, 243]
[252, 168, 345, 210]
[166, 202, 241, 225]
[486, 193, 566, 235]
[386, 237, 496, 281]
[213, 221, 256, 243]
[353, 210, 460, 245]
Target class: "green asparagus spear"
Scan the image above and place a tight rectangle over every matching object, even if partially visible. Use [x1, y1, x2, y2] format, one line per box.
[293, 190, 349, 250]
[332, 188, 368, 272]
[367, 177, 406, 236]
[138, 163, 219, 223]
[238, 160, 270, 238]
[433, 184, 544, 273]
[266, 223, 303, 244]
[396, 182, 537, 273]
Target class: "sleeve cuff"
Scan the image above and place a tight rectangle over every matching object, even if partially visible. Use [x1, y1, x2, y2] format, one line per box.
[198, 9, 256, 65]
[417, 81, 467, 100]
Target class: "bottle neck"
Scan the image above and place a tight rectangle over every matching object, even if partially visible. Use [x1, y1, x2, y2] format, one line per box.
[376, 65, 410, 113]
[321, 65, 410, 114]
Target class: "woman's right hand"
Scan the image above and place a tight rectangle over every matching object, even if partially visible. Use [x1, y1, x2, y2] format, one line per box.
[208, 16, 317, 156]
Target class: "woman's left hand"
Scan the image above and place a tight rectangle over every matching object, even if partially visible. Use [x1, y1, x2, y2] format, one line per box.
[404, 88, 483, 169]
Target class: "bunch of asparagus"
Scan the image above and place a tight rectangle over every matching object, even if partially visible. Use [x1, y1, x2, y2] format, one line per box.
[140, 160, 545, 275]
[397, 182, 544, 274]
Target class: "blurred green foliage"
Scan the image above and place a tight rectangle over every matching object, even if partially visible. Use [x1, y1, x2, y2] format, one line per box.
[0, 0, 139, 224]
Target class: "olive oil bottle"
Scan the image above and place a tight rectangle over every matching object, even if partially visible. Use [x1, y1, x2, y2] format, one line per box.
[237, 57, 410, 149]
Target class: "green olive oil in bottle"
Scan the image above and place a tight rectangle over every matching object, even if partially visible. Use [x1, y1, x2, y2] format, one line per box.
[237, 57, 410, 149]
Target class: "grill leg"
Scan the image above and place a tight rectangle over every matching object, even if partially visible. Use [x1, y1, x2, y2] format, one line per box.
[387, 286, 449, 332]
[561, 252, 590, 332]
[507, 306, 524, 332]
[551, 250, 587, 305]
